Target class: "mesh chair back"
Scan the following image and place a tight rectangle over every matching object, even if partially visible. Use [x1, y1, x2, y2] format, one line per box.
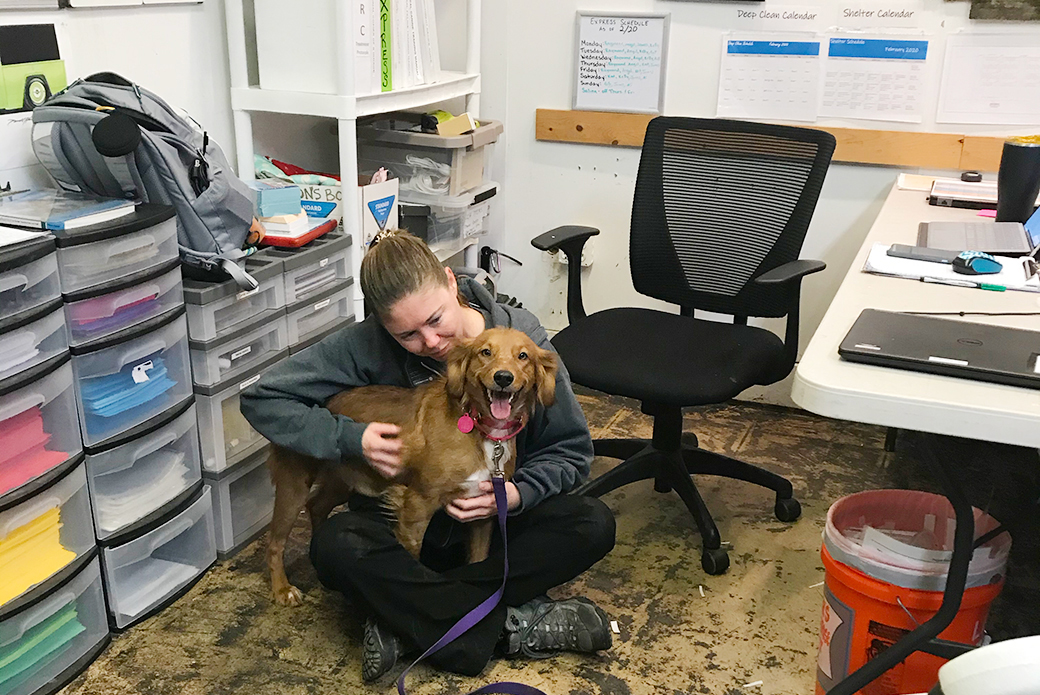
[630, 117, 835, 318]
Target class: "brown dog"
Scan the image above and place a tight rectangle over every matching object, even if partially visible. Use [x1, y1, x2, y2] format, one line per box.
[266, 327, 558, 606]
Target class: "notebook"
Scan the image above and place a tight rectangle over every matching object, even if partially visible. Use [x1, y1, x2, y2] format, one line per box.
[917, 204, 1040, 256]
[0, 190, 135, 231]
[839, 309, 1040, 390]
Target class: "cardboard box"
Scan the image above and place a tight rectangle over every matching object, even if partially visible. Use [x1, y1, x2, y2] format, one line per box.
[296, 179, 400, 248]
[299, 184, 343, 223]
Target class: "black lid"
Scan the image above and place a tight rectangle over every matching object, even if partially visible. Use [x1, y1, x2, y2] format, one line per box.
[83, 395, 195, 455]
[0, 295, 62, 335]
[0, 450, 84, 514]
[182, 255, 284, 305]
[286, 276, 354, 314]
[261, 230, 352, 273]
[188, 306, 287, 351]
[0, 451, 84, 513]
[192, 348, 287, 397]
[0, 232, 55, 273]
[69, 304, 185, 355]
[62, 257, 180, 303]
[399, 202, 431, 216]
[51, 203, 176, 247]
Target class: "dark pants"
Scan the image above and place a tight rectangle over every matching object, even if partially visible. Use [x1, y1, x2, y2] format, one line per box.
[309, 493, 616, 676]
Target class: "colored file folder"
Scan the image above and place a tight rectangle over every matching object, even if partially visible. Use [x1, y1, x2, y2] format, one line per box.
[0, 507, 76, 606]
[0, 408, 69, 498]
[0, 602, 85, 691]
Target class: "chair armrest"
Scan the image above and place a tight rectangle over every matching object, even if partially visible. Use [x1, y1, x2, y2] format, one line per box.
[530, 226, 601, 322]
[753, 259, 826, 286]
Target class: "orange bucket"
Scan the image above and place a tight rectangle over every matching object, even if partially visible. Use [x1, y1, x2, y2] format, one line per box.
[815, 490, 1008, 695]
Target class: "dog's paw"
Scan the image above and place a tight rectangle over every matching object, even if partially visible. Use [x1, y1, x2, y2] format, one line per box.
[273, 585, 304, 607]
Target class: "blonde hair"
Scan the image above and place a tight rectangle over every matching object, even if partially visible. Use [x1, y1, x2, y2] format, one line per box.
[361, 229, 449, 319]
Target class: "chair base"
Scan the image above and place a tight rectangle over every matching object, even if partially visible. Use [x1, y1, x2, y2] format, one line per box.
[578, 407, 800, 575]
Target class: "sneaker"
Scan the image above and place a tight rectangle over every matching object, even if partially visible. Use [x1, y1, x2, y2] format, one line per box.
[361, 617, 401, 683]
[501, 596, 612, 659]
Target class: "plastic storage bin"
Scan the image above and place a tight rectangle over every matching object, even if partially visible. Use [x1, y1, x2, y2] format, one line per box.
[0, 236, 60, 322]
[261, 230, 352, 304]
[0, 301, 68, 384]
[195, 352, 285, 474]
[99, 487, 217, 630]
[287, 316, 353, 356]
[357, 116, 503, 197]
[63, 261, 183, 348]
[0, 555, 109, 695]
[0, 357, 83, 504]
[51, 205, 178, 295]
[85, 401, 203, 543]
[286, 279, 354, 348]
[189, 310, 289, 388]
[0, 462, 95, 613]
[183, 255, 286, 342]
[401, 182, 497, 249]
[70, 307, 193, 450]
[205, 445, 274, 558]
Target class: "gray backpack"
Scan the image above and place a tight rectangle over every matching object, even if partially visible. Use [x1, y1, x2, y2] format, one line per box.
[31, 72, 259, 289]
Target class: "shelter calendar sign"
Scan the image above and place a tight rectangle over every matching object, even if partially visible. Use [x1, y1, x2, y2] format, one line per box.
[573, 12, 670, 114]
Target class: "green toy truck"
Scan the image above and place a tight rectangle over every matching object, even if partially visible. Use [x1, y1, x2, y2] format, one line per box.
[0, 24, 67, 113]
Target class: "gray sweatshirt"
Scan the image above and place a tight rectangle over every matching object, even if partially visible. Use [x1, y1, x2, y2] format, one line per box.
[239, 277, 593, 512]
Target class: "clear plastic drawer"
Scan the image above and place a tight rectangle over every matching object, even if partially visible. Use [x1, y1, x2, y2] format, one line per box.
[53, 206, 178, 296]
[0, 556, 108, 695]
[100, 487, 216, 630]
[0, 358, 82, 503]
[286, 280, 354, 348]
[195, 355, 285, 474]
[183, 256, 286, 342]
[85, 402, 203, 542]
[0, 303, 68, 384]
[0, 463, 94, 612]
[0, 248, 60, 324]
[64, 264, 183, 348]
[189, 311, 289, 387]
[71, 310, 192, 449]
[261, 231, 352, 304]
[205, 445, 274, 558]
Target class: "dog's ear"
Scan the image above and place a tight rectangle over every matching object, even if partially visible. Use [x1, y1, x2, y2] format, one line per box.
[445, 343, 473, 404]
[533, 345, 558, 407]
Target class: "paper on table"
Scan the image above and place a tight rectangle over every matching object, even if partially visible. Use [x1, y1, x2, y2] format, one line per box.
[937, 33, 1040, 125]
[717, 33, 822, 122]
[896, 173, 935, 192]
[863, 243, 1040, 293]
[0, 226, 47, 251]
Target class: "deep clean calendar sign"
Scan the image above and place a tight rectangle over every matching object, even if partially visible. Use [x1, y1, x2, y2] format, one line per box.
[574, 12, 669, 114]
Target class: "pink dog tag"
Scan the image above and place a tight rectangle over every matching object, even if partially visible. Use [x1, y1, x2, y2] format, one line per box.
[457, 413, 475, 433]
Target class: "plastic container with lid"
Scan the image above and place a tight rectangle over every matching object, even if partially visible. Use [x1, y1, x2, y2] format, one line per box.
[0, 300, 68, 384]
[183, 255, 286, 342]
[204, 444, 274, 558]
[0, 233, 60, 321]
[189, 309, 289, 387]
[285, 278, 354, 348]
[401, 182, 497, 249]
[260, 230, 352, 304]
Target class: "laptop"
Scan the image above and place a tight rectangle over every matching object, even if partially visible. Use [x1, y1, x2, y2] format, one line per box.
[838, 309, 1040, 390]
[917, 204, 1040, 256]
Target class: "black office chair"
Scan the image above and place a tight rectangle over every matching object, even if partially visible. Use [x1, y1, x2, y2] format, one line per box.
[532, 117, 836, 574]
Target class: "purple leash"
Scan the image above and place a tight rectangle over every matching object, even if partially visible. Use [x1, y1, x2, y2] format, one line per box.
[396, 476, 548, 695]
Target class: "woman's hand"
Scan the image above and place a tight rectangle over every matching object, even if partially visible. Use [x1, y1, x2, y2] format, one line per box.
[445, 481, 521, 522]
[362, 422, 403, 478]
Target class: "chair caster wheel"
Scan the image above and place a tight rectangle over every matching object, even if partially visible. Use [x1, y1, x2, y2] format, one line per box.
[775, 497, 801, 522]
[702, 548, 730, 575]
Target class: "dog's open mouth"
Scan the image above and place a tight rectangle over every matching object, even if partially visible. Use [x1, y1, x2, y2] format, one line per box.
[486, 388, 516, 421]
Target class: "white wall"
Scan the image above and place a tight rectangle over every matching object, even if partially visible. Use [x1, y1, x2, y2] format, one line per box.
[478, 0, 1040, 406]
[0, 2, 233, 190]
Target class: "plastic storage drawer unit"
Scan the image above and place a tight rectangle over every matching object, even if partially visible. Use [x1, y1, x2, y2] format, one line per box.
[183, 255, 286, 342]
[0, 555, 109, 695]
[0, 462, 95, 614]
[189, 310, 289, 388]
[402, 182, 497, 249]
[357, 116, 503, 198]
[85, 401, 203, 543]
[195, 352, 285, 474]
[0, 356, 83, 503]
[0, 301, 68, 384]
[0, 235, 60, 322]
[286, 279, 354, 348]
[261, 230, 352, 305]
[51, 205, 178, 296]
[99, 487, 217, 630]
[205, 445, 274, 558]
[70, 307, 193, 450]
[63, 261, 183, 348]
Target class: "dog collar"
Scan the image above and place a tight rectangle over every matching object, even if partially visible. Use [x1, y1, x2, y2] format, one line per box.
[457, 412, 524, 442]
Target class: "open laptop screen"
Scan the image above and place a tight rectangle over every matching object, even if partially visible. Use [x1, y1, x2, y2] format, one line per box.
[1026, 205, 1040, 249]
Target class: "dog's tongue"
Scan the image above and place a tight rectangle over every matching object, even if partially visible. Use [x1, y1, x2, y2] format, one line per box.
[490, 393, 512, 420]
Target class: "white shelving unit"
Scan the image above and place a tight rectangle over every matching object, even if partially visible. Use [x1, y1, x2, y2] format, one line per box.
[223, 0, 482, 320]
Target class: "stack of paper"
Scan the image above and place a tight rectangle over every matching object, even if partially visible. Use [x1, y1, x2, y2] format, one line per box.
[79, 356, 176, 420]
[863, 243, 1040, 293]
[0, 408, 69, 498]
[0, 603, 85, 692]
[259, 212, 308, 235]
[94, 451, 191, 534]
[248, 180, 302, 218]
[0, 506, 76, 606]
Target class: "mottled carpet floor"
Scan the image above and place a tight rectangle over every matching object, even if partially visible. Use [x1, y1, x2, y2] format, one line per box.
[61, 392, 1040, 695]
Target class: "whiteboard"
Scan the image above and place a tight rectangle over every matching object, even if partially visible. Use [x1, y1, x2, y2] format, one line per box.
[573, 12, 669, 115]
